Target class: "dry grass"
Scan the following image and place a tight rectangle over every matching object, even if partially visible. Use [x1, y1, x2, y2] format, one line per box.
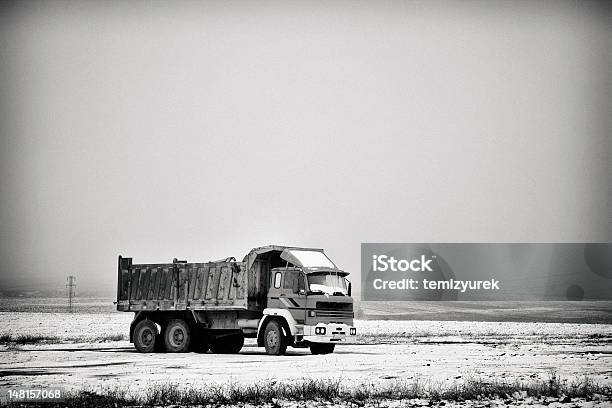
[94, 333, 126, 342]
[354, 330, 612, 345]
[0, 333, 126, 345]
[0, 334, 59, 345]
[9, 374, 610, 407]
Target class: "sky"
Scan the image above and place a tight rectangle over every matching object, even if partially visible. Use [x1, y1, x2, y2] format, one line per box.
[1, 1, 611, 295]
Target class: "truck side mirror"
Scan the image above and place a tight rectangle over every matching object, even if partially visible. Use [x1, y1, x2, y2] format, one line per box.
[347, 280, 352, 297]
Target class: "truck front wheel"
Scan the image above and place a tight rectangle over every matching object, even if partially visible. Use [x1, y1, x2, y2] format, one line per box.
[310, 343, 335, 355]
[133, 319, 158, 353]
[263, 320, 287, 355]
[164, 319, 191, 353]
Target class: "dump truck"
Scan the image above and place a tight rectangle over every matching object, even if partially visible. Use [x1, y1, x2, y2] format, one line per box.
[116, 245, 356, 355]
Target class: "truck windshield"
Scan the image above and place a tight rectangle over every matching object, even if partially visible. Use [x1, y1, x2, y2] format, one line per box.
[286, 250, 335, 268]
[307, 272, 348, 296]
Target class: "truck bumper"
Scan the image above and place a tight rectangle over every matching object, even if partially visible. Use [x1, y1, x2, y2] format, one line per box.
[298, 323, 357, 344]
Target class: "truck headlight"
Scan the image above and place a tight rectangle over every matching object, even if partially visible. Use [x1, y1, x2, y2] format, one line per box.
[315, 327, 326, 335]
[350, 328, 356, 335]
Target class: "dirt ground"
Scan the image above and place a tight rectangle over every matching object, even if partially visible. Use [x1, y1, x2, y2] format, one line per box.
[1, 312, 611, 395]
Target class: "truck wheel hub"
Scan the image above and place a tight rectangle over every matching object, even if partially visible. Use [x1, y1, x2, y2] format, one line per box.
[266, 331, 278, 347]
[172, 329, 184, 344]
[142, 329, 153, 345]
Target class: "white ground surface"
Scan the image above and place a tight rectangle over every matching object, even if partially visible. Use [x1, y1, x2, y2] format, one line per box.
[3, 340, 611, 389]
[1, 312, 611, 396]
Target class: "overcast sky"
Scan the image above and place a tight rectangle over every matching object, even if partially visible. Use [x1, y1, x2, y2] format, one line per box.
[1, 1, 610, 295]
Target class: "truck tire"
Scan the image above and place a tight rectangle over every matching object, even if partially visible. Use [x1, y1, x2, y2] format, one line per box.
[210, 333, 244, 354]
[310, 343, 335, 355]
[164, 319, 191, 353]
[133, 319, 158, 353]
[263, 320, 287, 356]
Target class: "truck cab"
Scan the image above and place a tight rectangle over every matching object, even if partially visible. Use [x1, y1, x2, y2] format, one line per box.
[256, 247, 356, 355]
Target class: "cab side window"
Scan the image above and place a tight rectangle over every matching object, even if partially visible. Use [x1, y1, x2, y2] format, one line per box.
[273, 272, 282, 288]
[283, 271, 305, 292]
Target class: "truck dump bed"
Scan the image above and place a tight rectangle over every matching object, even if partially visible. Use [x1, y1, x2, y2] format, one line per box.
[116, 256, 256, 312]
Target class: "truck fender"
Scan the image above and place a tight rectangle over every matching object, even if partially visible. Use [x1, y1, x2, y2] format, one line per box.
[257, 308, 297, 346]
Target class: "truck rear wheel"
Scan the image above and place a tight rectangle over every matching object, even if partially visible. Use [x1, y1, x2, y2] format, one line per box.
[133, 319, 158, 353]
[164, 319, 191, 353]
[210, 333, 244, 354]
[264, 320, 287, 355]
[310, 343, 335, 355]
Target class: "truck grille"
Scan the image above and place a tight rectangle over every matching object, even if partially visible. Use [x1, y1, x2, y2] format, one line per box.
[315, 310, 354, 319]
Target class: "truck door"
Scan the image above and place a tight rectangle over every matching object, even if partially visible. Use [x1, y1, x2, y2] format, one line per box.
[269, 269, 307, 324]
